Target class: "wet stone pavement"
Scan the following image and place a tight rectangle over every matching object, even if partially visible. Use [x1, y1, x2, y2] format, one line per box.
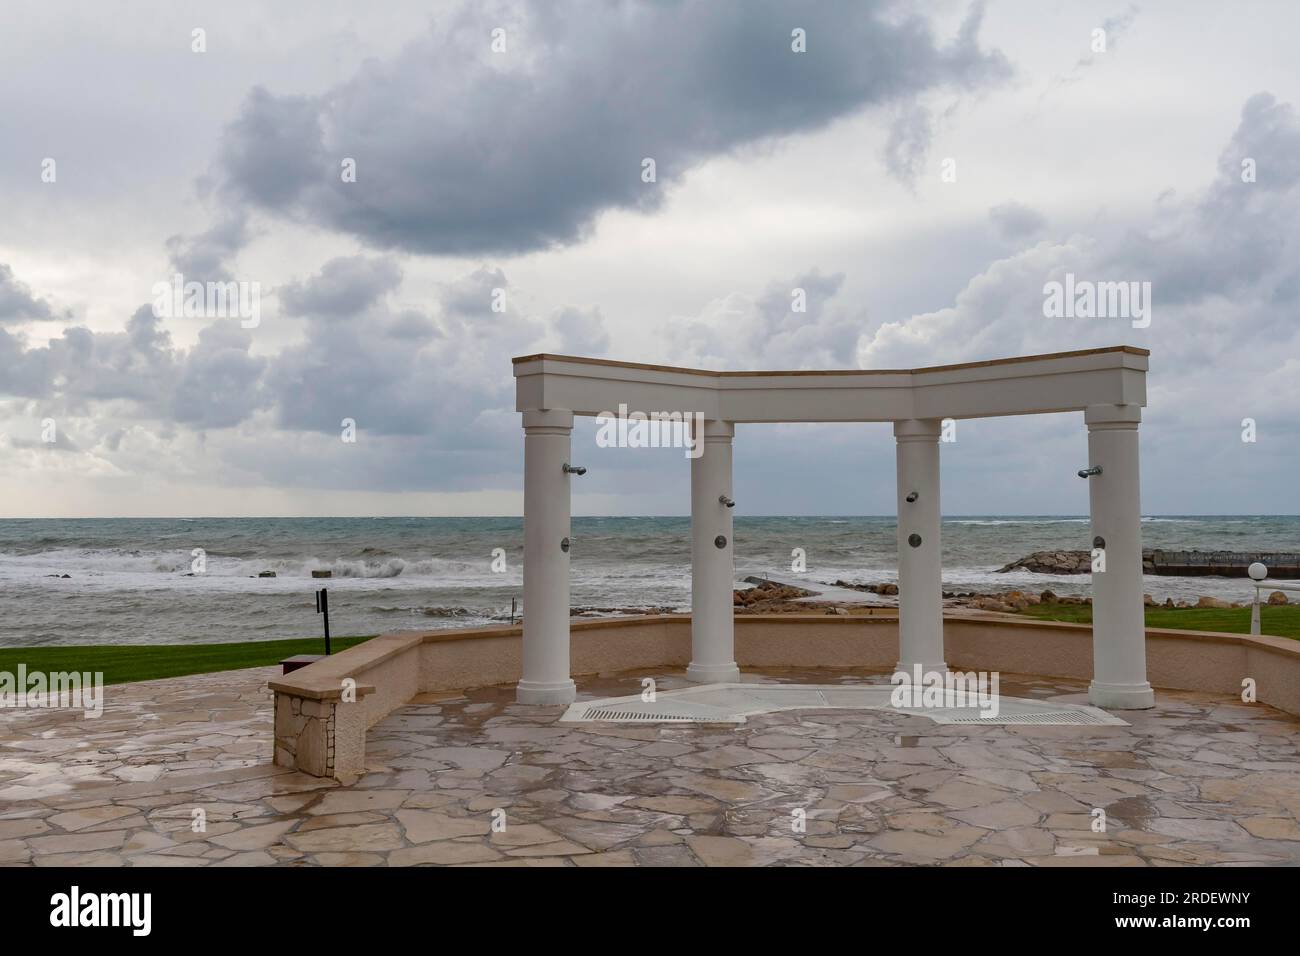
[3, 665, 1300, 866]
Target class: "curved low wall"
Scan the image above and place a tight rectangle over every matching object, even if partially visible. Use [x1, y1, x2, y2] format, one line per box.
[269, 612, 1300, 779]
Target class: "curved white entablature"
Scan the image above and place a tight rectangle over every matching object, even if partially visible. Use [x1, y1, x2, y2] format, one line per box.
[513, 345, 1148, 422]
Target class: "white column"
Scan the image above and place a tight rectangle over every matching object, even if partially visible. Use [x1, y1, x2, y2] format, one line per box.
[688, 419, 740, 682]
[1085, 404, 1155, 709]
[894, 419, 946, 674]
[516, 408, 577, 705]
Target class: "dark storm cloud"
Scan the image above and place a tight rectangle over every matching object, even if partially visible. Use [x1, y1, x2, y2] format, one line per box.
[0, 253, 601, 453]
[1044, 4, 1139, 97]
[861, 92, 1300, 443]
[0, 299, 267, 428]
[278, 256, 404, 318]
[550, 305, 610, 355]
[265, 257, 549, 441]
[0, 328, 53, 395]
[665, 268, 858, 370]
[0, 264, 58, 324]
[164, 211, 252, 283]
[1098, 92, 1300, 311]
[988, 201, 1047, 241]
[211, 0, 1010, 256]
[170, 320, 268, 428]
[883, 104, 933, 186]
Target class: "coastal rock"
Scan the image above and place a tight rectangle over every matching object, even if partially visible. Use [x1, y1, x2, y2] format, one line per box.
[258, 571, 277, 578]
[312, 569, 333, 579]
[1002, 590, 1039, 608]
[720, 577, 1236, 623]
[571, 605, 676, 617]
[829, 580, 899, 596]
[1267, 591, 1290, 606]
[996, 550, 1092, 574]
[733, 579, 817, 609]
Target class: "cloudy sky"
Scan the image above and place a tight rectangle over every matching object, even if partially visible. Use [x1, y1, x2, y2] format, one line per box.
[1, 0, 1297, 518]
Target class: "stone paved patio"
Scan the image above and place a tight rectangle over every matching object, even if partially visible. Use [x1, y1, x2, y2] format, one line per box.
[3, 665, 1300, 866]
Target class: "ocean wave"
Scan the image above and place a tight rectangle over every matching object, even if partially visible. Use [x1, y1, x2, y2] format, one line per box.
[945, 518, 1089, 525]
[366, 605, 487, 618]
[327, 558, 411, 578]
[0, 548, 508, 582]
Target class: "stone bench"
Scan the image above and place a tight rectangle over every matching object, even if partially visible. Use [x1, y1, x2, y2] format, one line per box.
[269, 613, 1300, 781]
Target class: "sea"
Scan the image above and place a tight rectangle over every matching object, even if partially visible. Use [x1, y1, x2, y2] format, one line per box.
[0, 516, 1295, 647]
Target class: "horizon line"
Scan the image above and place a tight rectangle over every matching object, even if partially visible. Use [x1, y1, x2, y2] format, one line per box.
[1, 513, 1297, 521]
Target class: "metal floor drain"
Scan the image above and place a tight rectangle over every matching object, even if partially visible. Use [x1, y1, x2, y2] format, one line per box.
[590, 707, 722, 723]
[560, 683, 1128, 727]
[944, 710, 1112, 726]
[581, 706, 731, 723]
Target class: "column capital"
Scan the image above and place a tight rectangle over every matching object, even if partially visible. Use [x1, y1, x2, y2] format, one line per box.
[1085, 404, 1141, 430]
[522, 408, 574, 431]
[893, 418, 943, 442]
[699, 418, 734, 442]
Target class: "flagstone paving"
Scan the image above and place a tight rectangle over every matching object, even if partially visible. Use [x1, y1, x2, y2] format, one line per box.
[3, 664, 1300, 866]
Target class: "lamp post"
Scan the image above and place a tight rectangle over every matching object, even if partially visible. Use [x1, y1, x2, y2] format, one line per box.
[1249, 562, 1267, 636]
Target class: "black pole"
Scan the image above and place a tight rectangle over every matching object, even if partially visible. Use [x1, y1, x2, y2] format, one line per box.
[316, 587, 331, 655]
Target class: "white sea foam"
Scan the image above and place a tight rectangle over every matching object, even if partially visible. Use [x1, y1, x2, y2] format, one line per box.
[1, 515, 1292, 646]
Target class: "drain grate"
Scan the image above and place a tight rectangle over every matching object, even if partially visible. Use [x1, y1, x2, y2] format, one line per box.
[944, 710, 1114, 726]
[568, 698, 744, 723]
[583, 707, 700, 722]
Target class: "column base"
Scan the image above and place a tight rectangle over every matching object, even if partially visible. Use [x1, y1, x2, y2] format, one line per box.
[1088, 680, 1155, 710]
[686, 661, 740, 683]
[893, 661, 949, 679]
[515, 679, 577, 706]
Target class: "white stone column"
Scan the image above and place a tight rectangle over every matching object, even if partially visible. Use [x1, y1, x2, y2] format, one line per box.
[1085, 404, 1155, 709]
[688, 420, 740, 683]
[894, 419, 946, 675]
[517, 408, 577, 705]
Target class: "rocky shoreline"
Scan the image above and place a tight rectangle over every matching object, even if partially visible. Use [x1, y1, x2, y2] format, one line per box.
[731, 577, 1294, 616]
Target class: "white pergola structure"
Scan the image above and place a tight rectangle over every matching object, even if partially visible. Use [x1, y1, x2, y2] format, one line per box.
[512, 345, 1155, 711]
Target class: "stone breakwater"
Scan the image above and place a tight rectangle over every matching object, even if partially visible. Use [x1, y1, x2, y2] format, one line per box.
[998, 549, 1300, 578]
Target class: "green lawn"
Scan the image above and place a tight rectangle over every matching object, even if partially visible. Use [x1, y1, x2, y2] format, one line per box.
[1019, 602, 1300, 639]
[6, 602, 1298, 688]
[0, 636, 375, 687]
